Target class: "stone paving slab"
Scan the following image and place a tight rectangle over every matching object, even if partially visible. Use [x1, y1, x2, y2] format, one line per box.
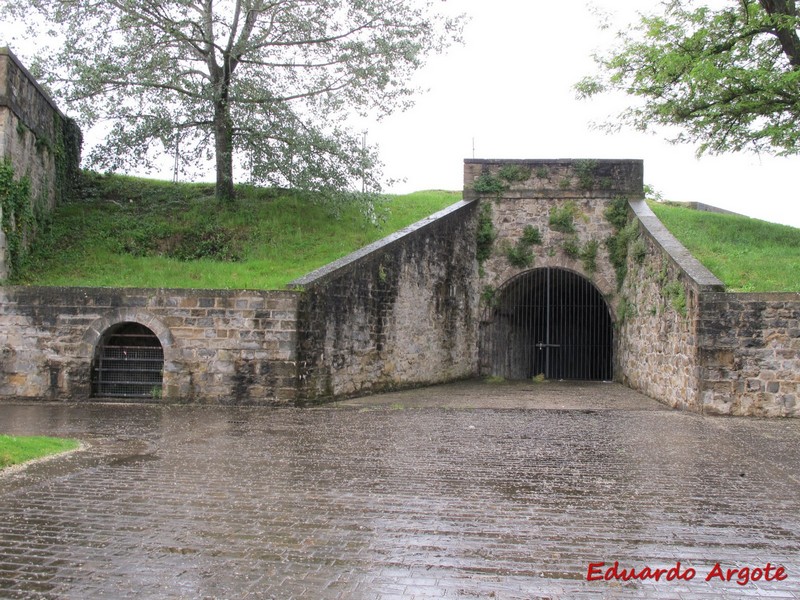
[0, 382, 799, 599]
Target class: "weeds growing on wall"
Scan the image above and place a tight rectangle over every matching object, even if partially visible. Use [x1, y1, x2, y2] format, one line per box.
[616, 296, 636, 325]
[54, 116, 83, 204]
[503, 224, 541, 269]
[521, 225, 542, 245]
[476, 201, 496, 265]
[562, 236, 580, 258]
[549, 202, 577, 233]
[575, 159, 598, 191]
[480, 284, 497, 307]
[497, 164, 531, 184]
[473, 165, 532, 198]
[663, 280, 687, 317]
[581, 239, 599, 275]
[0, 161, 33, 279]
[472, 172, 506, 196]
[504, 240, 534, 268]
[604, 197, 641, 289]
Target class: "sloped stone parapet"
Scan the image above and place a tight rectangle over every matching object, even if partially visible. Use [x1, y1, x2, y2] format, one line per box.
[620, 200, 799, 417]
[628, 200, 724, 291]
[291, 200, 480, 402]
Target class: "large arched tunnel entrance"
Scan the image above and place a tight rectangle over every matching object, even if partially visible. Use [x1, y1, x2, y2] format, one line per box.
[91, 322, 164, 399]
[481, 267, 613, 380]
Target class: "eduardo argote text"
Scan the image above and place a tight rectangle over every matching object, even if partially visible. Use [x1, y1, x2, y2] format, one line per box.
[587, 561, 787, 586]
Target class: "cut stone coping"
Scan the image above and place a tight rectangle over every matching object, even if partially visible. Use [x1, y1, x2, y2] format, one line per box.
[629, 199, 725, 292]
[288, 199, 475, 288]
[0, 46, 68, 120]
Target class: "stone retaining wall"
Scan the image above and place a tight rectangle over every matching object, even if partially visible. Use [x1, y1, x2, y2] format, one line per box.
[619, 200, 800, 416]
[0, 48, 81, 279]
[0, 286, 298, 403]
[698, 292, 800, 416]
[291, 201, 479, 401]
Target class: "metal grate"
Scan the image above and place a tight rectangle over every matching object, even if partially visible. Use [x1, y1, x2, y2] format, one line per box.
[480, 267, 613, 381]
[92, 323, 164, 399]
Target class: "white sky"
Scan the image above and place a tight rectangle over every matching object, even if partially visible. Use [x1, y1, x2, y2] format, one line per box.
[362, 0, 800, 228]
[3, 0, 798, 227]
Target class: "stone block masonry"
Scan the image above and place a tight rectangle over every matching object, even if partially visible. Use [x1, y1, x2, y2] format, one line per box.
[467, 159, 644, 303]
[0, 48, 81, 279]
[0, 286, 298, 404]
[291, 200, 480, 401]
[618, 200, 800, 417]
[698, 293, 800, 416]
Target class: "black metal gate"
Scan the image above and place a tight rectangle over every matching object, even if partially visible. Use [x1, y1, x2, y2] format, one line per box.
[91, 322, 164, 399]
[481, 268, 613, 380]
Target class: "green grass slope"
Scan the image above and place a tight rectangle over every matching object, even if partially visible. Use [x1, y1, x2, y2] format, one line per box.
[0, 435, 79, 468]
[13, 174, 460, 290]
[648, 201, 800, 292]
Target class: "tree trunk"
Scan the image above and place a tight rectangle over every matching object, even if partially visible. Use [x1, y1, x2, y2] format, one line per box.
[214, 98, 235, 203]
[759, 0, 800, 68]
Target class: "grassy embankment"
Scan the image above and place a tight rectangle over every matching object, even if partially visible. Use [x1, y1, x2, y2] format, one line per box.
[10, 174, 798, 292]
[0, 435, 79, 469]
[649, 202, 800, 292]
[12, 174, 460, 290]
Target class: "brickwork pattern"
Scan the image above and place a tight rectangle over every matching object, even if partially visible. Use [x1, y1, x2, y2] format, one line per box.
[621, 200, 800, 416]
[1, 392, 799, 599]
[0, 286, 298, 403]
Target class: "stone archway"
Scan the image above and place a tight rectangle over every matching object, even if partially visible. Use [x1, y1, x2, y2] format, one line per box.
[91, 322, 164, 399]
[481, 267, 614, 381]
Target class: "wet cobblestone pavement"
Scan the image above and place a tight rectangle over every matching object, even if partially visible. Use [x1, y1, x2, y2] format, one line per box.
[1, 380, 799, 599]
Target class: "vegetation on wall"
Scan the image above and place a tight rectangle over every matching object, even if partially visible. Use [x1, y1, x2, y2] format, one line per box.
[604, 197, 640, 289]
[54, 116, 83, 204]
[497, 164, 531, 184]
[549, 202, 577, 233]
[0, 161, 33, 279]
[575, 159, 598, 191]
[1, 112, 83, 281]
[504, 240, 534, 268]
[472, 165, 532, 197]
[476, 201, 497, 265]
[521, 225, 542, 245]
[581, 239, 599, 276]
[562, 236, 580, 258]
[480, 284, 497, 308]
[502, 224, 542, 269]
[663, 280, 687, 317]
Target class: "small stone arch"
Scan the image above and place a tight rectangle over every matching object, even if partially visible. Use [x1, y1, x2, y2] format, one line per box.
[82, 309, 175, 352]
[480, 267, 614, 381]
[83, 310, 174, 400]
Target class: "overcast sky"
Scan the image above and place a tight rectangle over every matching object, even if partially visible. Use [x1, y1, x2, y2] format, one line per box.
[3, 0, 798, 227]
[363, 0, 800, 228]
